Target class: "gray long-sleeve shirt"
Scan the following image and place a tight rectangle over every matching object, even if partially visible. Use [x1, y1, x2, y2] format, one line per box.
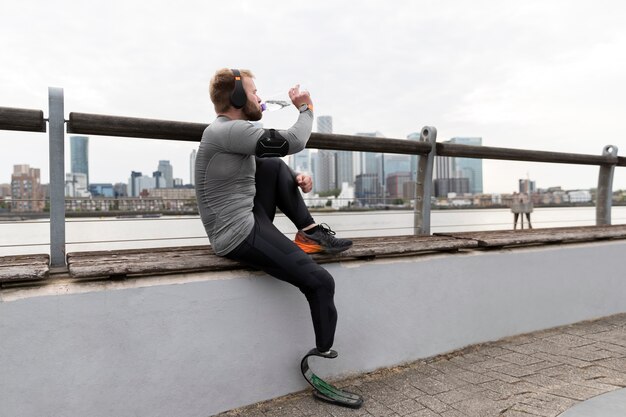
[195, 110, 313, 255]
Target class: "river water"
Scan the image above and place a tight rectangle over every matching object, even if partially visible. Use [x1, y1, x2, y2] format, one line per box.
[2, 206, 626, 256]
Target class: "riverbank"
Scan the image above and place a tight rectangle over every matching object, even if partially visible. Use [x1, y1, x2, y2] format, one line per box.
[3, 202, 625, 221]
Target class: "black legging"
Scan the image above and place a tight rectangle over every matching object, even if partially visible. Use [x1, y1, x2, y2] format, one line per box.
[226, 157, 338, 351]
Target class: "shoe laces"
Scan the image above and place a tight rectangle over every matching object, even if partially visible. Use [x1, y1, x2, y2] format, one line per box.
[317, 223, 336, 236]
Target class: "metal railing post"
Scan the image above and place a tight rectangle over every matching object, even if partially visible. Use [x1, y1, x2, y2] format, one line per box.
[596, 144, 618, 226]
[414, 126, 437, 235]
[48, 87, 66, 267]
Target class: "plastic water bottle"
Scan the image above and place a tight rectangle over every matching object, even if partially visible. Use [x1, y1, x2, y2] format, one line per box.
[261, 85, 309, 112]
[261, 99, 291, 112]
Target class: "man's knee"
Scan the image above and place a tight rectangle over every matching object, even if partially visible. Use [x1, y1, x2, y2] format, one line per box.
[310, 268, 335, 294]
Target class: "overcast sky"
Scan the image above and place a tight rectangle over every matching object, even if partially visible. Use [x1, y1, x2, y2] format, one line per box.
[1, 0, 626, 193]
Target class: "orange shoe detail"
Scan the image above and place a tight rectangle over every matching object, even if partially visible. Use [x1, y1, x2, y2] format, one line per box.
[294, 231, 323, 253]
[295, 240, 323, 254]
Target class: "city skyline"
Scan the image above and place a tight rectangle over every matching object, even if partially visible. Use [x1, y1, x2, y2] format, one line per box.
[2, 129, 626, 197]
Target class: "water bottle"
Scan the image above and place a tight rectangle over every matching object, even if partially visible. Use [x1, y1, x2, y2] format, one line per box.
[261, 99, 291, 112]
[261, 85, 309, 112]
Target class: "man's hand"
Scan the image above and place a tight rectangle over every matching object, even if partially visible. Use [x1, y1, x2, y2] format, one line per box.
[296, 173, 313, 193]
[288, 84, 313, 108]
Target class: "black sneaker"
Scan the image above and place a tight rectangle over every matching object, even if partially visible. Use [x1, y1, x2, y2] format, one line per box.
[295, 223, 353, 254]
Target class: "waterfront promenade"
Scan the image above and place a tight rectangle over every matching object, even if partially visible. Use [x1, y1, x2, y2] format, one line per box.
[218, 314, 626, 417]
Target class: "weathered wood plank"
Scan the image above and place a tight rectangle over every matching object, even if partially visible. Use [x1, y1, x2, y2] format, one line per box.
[0, 107, 46, 132]
[66, 236, 476, 278]
[436, 225, 626, 247]
[0, 254, 50, 282]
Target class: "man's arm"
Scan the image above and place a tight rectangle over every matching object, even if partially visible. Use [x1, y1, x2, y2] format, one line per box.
[223, 110, 313, 156]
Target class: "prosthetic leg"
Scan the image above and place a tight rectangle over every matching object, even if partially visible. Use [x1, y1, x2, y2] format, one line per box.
[300, 348, 364, 409]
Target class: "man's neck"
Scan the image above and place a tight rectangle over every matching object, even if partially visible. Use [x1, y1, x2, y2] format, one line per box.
[218, 108, 245, 120]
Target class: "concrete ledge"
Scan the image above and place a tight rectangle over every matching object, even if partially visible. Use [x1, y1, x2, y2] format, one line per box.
[2, 240, 626, 417]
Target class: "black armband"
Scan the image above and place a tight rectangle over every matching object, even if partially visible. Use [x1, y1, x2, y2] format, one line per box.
[256, 129, 289, 158]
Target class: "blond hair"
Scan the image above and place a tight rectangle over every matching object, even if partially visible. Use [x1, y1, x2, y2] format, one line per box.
[209, 68, 255, 113]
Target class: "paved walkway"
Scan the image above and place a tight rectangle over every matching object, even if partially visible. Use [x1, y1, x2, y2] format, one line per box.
[217, 314, 626, 417]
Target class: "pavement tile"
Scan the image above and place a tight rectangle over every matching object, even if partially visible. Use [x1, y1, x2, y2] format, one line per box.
[560, 345, 614, 361]
[592, 341, 626, 357]
[500, 411, 539, 417]
[520, 392, 578, 411]
[427, 360, 464, 375]
[593, 357, 626, 372]
[362, 399, 396, 416]
[501, 342, 541, 355]
[411, 377, 458, 396]
[454, 370, 495, 384]
[417, 395, 451, 414]
[543, 334, 595, 348]
[448, 397, 507, 417]
[478, 380, 543, 400]
[387, 399, 427, 416]
[530, 351, 591, 368]
[439, 410, 468, 417]
[521, 374, 568, 391]
[404, 409, 441, 417]
[433, 388, 476, 405]
[328, 406, 371, 417]
[500, 352, 545, 366]
[545, 382, 605, 401]
[509, 402, 557, 417]
[480, 346, 513, 358]
[430, 374, 471, 389]
[483, 370, 521, 384]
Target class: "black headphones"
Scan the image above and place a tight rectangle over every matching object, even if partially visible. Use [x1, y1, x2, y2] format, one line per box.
[230, 69, 247, 109]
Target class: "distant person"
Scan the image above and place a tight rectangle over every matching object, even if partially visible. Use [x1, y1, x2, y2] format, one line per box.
[195, 68, 352, 360]
[512, 192, 533, 229]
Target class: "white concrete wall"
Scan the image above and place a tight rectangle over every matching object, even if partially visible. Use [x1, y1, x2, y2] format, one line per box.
[2, 240, 626, 417]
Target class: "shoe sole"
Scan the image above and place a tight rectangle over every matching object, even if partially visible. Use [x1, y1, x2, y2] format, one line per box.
[295, 240, 352, 255]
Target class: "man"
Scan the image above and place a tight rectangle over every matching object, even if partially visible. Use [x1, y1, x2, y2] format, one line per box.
[195, 68, 352, 355]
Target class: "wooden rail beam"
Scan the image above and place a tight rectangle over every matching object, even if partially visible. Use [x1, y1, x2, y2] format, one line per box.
[0, 107, 46, 132]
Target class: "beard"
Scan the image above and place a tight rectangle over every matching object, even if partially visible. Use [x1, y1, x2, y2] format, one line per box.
[242, 100, 263, 121]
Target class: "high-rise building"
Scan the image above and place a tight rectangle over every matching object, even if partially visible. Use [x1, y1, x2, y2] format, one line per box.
[65, 173, 90, 197]
[433, 137, 483, 196]
[89, 183, 115, 197]
[113, 183, 128, 197]
[315, 116, 335, 193]
[129, 171, 142, 197]
[449, 137, 483, 194]
[354, 132, 385, 179]
[290, 149, 311, 174]
[407, 132, 421, 181]
[190, 149, 197, 186]
[355, 173, 381, 206]
[157, 160, 173, 188]
[434, 178, 470, 197]
[317, 115, 333, 134]
[0, 183, 10, 198]
[386, 172, 412, 201]
[519, 179, 536, 194]
[11, 164, 44, 212]
[384, 154, 411, 177]
[70, 136, 89, 185]
[153, 171, 165, 189]
[334, 151, 353, 189]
